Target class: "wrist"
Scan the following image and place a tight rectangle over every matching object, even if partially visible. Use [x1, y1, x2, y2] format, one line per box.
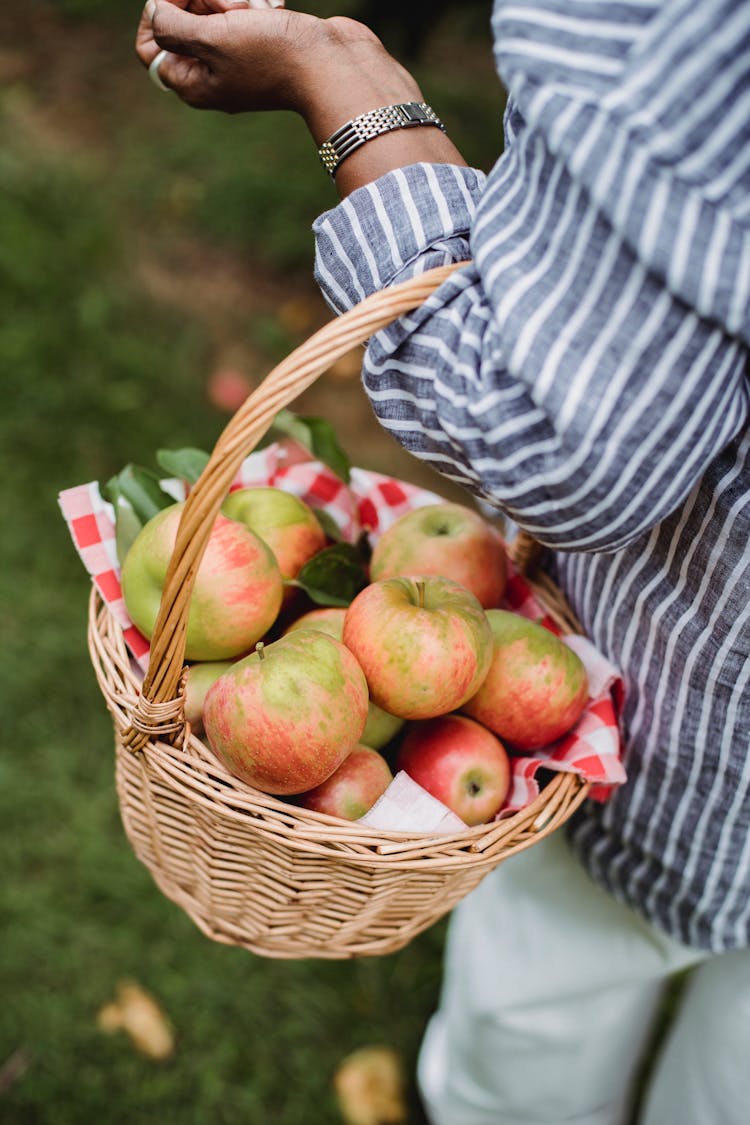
[292, 20, 465, 197]
[294, 19, 423, 143]
[318, 102, 446, 176]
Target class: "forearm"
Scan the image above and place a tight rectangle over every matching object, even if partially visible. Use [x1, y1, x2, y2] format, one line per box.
[140, 6, 466, 197]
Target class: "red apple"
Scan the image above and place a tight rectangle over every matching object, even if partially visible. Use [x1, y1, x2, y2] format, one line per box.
[222, 486, 327, 582]
[298, 745, 393, 820]
[342, 576, 492, 720]
[184, 661, 234, 736]
[462, 609, 589, 749]
[203, 629, 369, 794]
[121, 502, 283, 661]
[396, 714, 510, 825]
[284, 607, 406, 748]
[370, 502, 507, 608]
[207, 368, 253, 413]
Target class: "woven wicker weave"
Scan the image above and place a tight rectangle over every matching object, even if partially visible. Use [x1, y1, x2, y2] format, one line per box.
[88, 263, 590, 959]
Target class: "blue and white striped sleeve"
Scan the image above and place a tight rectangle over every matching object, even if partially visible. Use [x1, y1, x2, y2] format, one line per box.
[313, 0, 750, 554]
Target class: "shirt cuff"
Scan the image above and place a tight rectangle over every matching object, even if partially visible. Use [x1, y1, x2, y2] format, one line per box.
[312, 162, 486, 314]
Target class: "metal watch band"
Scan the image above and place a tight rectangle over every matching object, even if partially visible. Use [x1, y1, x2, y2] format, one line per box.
[318, 102, 446, 178]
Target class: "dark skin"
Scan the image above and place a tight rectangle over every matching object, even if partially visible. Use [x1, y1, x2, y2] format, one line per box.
[135, 0, 467, 198]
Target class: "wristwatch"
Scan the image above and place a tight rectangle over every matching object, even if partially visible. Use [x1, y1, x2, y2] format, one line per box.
[318, 102, 446, 178]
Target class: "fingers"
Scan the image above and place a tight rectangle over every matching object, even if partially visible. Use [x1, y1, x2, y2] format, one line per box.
[149, 48, 216, 104]
[150, 2, 217, 60]
[136, 0, 286, 71]
[148, 49, 175, 92]
[138, 0, 307, 112]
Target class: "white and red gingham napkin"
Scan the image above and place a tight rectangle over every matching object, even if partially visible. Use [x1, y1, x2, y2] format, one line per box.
[59, 443, 626, 831]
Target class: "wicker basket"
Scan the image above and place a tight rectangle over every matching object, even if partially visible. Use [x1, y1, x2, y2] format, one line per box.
[88, 263, 591, 960]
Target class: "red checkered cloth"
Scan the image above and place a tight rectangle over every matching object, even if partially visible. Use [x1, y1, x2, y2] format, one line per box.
[59, 443, 626, 824]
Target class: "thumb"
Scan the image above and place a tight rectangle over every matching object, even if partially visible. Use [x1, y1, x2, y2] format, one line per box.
[151, 2, 216, 59]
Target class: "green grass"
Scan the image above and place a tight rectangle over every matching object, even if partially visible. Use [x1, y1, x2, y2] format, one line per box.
[0, 131, 446, 1125]
[0, 3, 504, 1121]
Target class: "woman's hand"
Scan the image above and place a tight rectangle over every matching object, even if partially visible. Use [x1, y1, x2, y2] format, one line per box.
[136, 2, 466, 195]
[137, 2, 330, 117]
[136, 1, 280, 74]
[137, 3, 419, 119]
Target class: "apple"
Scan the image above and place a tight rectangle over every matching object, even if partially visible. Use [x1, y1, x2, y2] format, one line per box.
[370, 502, 507, 608]
[342, 576, 493, 720]
[284, 606, 346, 639]
[462, 609, 589, 749]
[361, 705, 405, 752]
[184, 661, 234, 736]
[121, 502, 283, 661]
[284, 607, 406, 749]
[202, 629, 369, 794]
[396, 714, 511, 825]
[222, 486, 327, 582]
[298, 745, 393, 820]
[207, 367, 253, 413]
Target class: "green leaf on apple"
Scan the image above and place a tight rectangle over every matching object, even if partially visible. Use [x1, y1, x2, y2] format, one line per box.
[310, 506, 344, 543]
[300, 416, 351, 484]
[289, 543, 368, 607]
[156, 446, 210, 484]
[269, 409, 351, 484]
[110, 495, 145, 569]
[103, 463, 174, 523]
[102, 463, 175, 566]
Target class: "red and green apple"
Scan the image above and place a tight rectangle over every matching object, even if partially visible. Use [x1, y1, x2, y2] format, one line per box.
[202, 628, 369, 794]
[121, 502, 283, 661]
[462, 609, 589, 749]
[370, 502, 507, 609]
[342, 576, 492, 720]
[298, 744, 393, 820]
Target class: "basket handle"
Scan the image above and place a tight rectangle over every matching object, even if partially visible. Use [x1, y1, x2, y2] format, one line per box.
[124, 261, 540, 749]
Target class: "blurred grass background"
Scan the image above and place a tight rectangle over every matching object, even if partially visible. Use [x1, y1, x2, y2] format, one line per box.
[0, 1, 503, 1120]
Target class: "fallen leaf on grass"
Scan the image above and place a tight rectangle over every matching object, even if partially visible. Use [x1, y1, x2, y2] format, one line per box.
[333, 1045, 407, 1125]
[0, 1048, 31, 1094]
[97, 980, 175, 1061]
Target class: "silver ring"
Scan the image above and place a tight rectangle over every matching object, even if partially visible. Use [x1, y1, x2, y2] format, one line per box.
[149, 49, 171, 93]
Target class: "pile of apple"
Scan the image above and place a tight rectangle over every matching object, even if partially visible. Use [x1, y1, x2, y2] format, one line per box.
[121, 488, 589, 827]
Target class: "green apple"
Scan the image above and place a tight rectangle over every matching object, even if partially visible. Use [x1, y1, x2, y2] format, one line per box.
[184, 661, 234, 736]
[361, 706, 405, 751]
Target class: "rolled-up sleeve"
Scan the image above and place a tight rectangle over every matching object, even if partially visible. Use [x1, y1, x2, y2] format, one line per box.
[313, 0, 750, 553]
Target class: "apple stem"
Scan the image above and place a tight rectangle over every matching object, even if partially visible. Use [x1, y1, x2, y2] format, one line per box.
[416, 579, 426, 609]
[255, 642, 265, 661]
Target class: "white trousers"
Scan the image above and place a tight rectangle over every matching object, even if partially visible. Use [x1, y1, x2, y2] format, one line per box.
[417, 833, 750, 1125]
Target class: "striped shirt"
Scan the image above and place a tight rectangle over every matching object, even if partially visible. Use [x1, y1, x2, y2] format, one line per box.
[313, 0, 750, 952]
